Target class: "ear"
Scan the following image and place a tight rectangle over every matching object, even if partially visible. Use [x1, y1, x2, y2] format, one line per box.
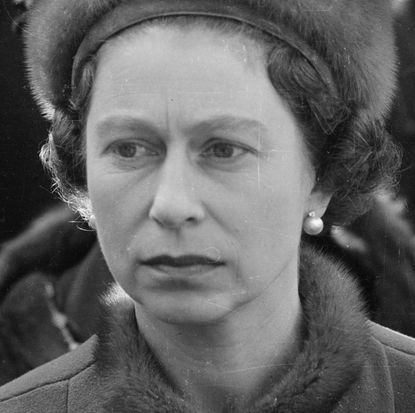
[305, 187, 333, 219]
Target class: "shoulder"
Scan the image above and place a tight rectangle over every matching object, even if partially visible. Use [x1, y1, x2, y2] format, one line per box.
[368, 322, 415, 410]
[369, 321, 415, 357]
[0, 336, 98, 412]
[369, 321, 415, 371]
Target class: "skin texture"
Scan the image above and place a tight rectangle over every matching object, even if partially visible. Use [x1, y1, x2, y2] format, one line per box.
[85, 25, 331, 411]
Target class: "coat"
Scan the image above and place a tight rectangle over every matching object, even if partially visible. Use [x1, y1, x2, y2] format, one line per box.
[0, 206, 114, 385]
[1, 244, 415, 413]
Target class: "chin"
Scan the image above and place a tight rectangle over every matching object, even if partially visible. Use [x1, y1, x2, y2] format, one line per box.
[138, 292, 237, 326]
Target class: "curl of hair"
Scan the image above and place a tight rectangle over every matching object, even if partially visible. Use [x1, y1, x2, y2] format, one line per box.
[39, 59, 94, 220]
[39, 19, 401, 225]
[267, 44, 401, 224]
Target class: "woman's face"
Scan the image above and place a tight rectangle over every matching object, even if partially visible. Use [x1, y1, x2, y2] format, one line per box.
[86, 25, 328, 324]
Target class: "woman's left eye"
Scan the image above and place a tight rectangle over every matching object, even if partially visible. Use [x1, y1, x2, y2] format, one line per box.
[201, 141, 250, 160]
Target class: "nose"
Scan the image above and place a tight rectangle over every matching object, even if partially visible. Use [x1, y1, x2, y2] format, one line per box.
[149, 152, 205, 229]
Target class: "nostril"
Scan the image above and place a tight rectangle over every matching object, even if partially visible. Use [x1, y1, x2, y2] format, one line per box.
[149, 211, 199, 229]
[148, 195, 205, 229]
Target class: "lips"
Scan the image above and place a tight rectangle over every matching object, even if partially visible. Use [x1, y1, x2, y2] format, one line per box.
[141, 254, 223, 267]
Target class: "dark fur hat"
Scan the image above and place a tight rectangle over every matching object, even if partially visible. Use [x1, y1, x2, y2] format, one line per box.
[24, 0, 396, 125]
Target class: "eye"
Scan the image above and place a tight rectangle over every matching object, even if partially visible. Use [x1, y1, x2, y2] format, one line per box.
[201, 141, 249, 160]
[109, 141, 158, 158]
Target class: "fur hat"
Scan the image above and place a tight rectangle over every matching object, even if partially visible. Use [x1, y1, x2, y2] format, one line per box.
[24, 0, 396, 125]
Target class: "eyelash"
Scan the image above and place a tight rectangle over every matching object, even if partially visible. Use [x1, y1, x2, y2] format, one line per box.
[107, 139, 255, 162]
[108, 141, 159, 159]
[200, 140, 252, 160]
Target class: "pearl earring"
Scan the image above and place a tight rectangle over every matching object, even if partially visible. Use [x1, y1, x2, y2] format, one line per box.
[88, 214, 97, 230]
[303, 212, 324, 235]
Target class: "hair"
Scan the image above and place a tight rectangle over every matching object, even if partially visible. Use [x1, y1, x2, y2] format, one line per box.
[40, 16, 401, 225]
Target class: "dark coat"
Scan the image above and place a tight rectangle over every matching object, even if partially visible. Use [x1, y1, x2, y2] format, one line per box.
[1, 245, 415, 413]
[0, 206, 114, 385]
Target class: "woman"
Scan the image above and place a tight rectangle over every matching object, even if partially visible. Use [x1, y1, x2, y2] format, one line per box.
[0, 0, 414, 411]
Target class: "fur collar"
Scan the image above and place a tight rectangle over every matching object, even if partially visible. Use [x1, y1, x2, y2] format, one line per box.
[95, 244, 368, 412]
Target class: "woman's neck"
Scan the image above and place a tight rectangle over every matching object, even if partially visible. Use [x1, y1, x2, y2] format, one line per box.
[135, 268, 303, 412]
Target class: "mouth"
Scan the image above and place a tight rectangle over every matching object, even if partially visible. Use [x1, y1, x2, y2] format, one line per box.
[141, 254, 224, 268]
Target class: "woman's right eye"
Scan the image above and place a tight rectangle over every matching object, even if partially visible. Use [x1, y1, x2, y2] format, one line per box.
[108, 141, 158, 159]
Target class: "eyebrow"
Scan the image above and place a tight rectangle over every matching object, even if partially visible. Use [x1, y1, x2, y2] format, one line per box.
[95, 114, 268, 138]
[185, 116, 268, 138]
[95, 116, 161, 138]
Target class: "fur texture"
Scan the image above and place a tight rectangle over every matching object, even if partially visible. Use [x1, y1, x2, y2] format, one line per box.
[24, 0, 396, 124]
[94, 244, 368, 413]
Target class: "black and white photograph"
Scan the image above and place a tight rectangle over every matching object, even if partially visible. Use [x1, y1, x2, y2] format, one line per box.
[1, 0, 415, 411]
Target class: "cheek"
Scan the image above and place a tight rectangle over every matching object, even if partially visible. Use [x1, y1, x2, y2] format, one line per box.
[86, 160, 150, 278]
[237, 185, 305, 257]
[87, 173, 126, 265]
[88, 171, 122, 228]
[228, 158, 310, 279]
[88, 172, 148, 240]
[240, 159, 309, 228]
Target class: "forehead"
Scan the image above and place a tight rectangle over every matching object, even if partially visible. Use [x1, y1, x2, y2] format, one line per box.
[86, 24, 299, 141]
[95, 23, 268, 91]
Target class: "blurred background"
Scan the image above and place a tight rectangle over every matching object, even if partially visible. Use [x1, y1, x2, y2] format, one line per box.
[0, 0, 55, 244]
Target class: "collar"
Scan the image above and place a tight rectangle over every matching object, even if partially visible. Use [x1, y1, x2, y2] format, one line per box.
[95, 243, 369, 412]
